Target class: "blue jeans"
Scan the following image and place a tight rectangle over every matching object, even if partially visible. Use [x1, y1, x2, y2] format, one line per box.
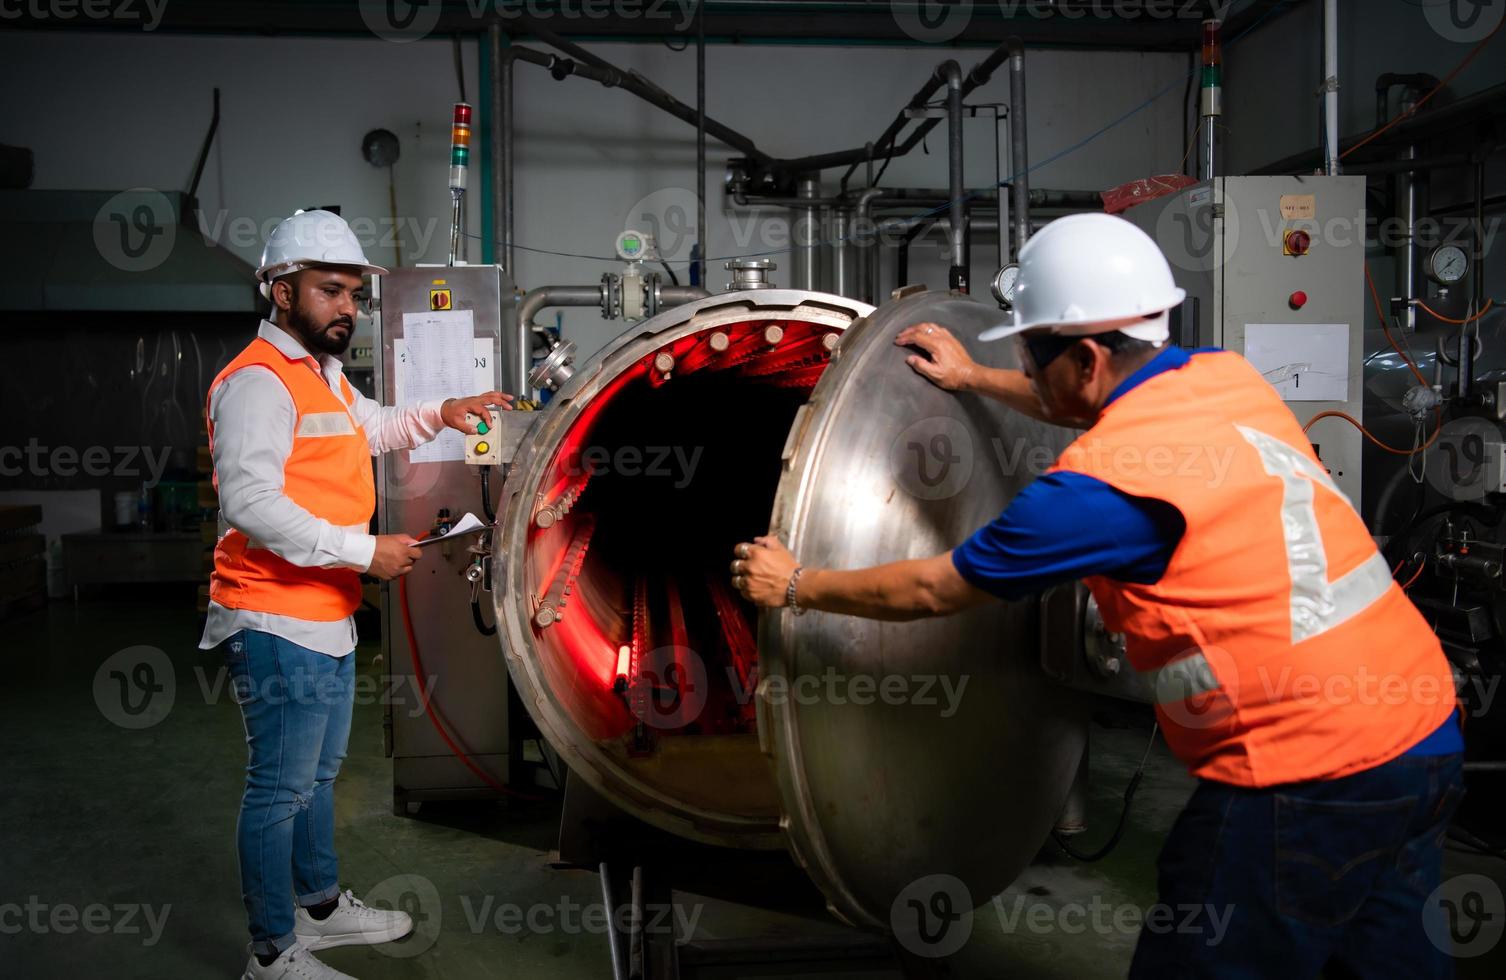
[223, 631, 355, 957]
[1130, 752, 1465, 979]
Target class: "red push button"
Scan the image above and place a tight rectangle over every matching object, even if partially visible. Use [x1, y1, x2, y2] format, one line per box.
[1289, 290, 1308, 310]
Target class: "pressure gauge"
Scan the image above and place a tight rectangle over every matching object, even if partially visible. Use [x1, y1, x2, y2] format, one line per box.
[990, 263, 1020, 308]
[615, 229, 652, 262]
[1427, 244, 1469, 285]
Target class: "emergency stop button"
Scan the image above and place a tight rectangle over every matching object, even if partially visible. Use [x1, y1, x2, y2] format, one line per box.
[1289, 290, 1308, 310]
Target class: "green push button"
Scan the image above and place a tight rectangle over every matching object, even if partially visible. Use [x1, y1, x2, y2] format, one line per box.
[477, 418, 489, 434]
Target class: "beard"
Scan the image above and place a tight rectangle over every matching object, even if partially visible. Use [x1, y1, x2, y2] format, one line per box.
[288, 301, 354, 356]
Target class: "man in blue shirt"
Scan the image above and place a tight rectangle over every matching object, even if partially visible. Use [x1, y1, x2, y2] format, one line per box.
[729, 213, 1463, 977]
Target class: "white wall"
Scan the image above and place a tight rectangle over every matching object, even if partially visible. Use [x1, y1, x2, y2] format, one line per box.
[2, 30, 1187, 356]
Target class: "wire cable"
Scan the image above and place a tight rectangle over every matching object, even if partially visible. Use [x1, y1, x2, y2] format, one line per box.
[1178, 118, 1205, 175]
[452, 34, 467, 103]
[399, 532, 538, 801]
[1366, 261, 1429, 387]
[1052, 724, 1159, 863]
[1415, 298, 1495, 325]
[1400, 556, 1427, 591]
[1303, 410, 1442, 456]
[1341, 15, 1505, 162]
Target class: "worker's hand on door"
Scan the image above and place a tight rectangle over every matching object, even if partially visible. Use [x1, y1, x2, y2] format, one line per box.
[730, 535, 799, 608]
[895, 323, 977, 392]
[368, 534, 423, 580]
[442, 391, 516, 432]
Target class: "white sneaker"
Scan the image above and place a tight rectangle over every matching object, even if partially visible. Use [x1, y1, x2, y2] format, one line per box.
[241, 941, 356, 979]
[294, 888, 414, 951]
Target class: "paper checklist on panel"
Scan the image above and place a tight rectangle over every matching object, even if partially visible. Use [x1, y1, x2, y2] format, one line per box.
[393, 309, 475, 464]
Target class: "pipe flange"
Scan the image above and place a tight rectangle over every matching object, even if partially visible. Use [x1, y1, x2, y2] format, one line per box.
[725, 258, 778, 291]
[529, 339, 578, 392]
[601, 272, 623, 320]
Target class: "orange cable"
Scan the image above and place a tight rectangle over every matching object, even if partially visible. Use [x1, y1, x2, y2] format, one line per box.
[1178, 118, 1204, 174]
[1414, 297, 1495, 325]
[398, 531, 542, 802]
[1303, 409, 1442, 456]
[1365, 261, 1428, 387]
[1341, 18, 1504, 161]
[1400, 557, 1427, 591]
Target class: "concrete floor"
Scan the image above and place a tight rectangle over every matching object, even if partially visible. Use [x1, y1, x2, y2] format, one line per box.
[5, 590, 1505, 978]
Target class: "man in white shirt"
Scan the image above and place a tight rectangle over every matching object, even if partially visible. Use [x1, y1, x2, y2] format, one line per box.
[201, 210, 512, 980]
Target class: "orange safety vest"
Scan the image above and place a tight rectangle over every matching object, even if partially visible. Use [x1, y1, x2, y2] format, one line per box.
[1050, 350, 1455, 787]
[207, 336, 376, 621]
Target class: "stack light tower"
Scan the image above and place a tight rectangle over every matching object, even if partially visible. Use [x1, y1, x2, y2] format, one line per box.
[448, 102, 472, 265]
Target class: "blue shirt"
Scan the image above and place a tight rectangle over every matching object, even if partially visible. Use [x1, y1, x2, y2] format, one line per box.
[949, 345, 1462, 756]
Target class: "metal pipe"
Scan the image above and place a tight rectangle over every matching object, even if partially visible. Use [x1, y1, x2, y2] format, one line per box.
[785, 41, 1012, 177]
[517, 286, 605, 389]
[186, 88, 220, 206]
[1055, 740, 1089, 836]
[502, 47, 516, 274]
[657, 285, 712, 306]
[489, 25, 505, 274]
[1400, 145, 1420, 331]
[940, 60, 967, 293]
[878, 215, 1037, 235]
[1008, 39, 1030, 257]
[1376, 73, 1441, 127]
[1323, 0, 1340, 175]
[522, 21, 773, 166]
[1397, 86, 1427, 332]
[792, 176, 819, 291]
[733, 187, 1098, 209]
[448, 192, 463, 266]
[830, 209, 855, 298]
[994, 103, 1008, 273]
[1474, 154, 1488, 335]
[696, 5, 707, 287]
[599, 863, 626, 980]
[1253, 82, 1506, 174]
[519, 283, 708, 338]
[853, 186, 885, 305]
[896, 216, 938, 288]
[1344, 153, 1470, 176]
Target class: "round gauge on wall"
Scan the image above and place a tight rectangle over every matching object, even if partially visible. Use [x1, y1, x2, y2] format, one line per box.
[1427, 244, 1469, 285]
[990, 263, 1021, 308]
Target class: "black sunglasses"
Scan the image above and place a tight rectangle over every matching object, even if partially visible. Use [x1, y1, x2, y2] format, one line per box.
[1020, 333, 1080, 371]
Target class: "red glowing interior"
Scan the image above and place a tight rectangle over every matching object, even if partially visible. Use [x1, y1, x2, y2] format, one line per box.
[525, 317, 841, 746]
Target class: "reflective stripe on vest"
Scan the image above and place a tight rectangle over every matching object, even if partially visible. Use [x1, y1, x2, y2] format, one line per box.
[206, 337, 376, 622]
[1049, 350, 1456, 787]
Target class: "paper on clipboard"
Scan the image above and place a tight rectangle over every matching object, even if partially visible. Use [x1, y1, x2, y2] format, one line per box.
[417, 512, 491, 547]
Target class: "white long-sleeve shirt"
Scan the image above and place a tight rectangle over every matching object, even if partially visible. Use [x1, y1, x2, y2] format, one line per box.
[199, 320, 446, 657]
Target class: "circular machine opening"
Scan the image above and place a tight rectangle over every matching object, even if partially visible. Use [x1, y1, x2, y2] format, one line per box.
[521, 314, 846, 838]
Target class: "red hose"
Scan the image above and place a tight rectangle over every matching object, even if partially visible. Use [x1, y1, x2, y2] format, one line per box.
[397, 533, 541, 802]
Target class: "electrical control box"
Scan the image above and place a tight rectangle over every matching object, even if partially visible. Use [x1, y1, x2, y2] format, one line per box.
[1123, 176, 1368, 504]
[371, 264, 518, 811]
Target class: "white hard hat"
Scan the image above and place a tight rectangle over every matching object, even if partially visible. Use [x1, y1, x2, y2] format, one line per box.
[980, 213, 1185, 343]
[255, 209, 388, 298]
